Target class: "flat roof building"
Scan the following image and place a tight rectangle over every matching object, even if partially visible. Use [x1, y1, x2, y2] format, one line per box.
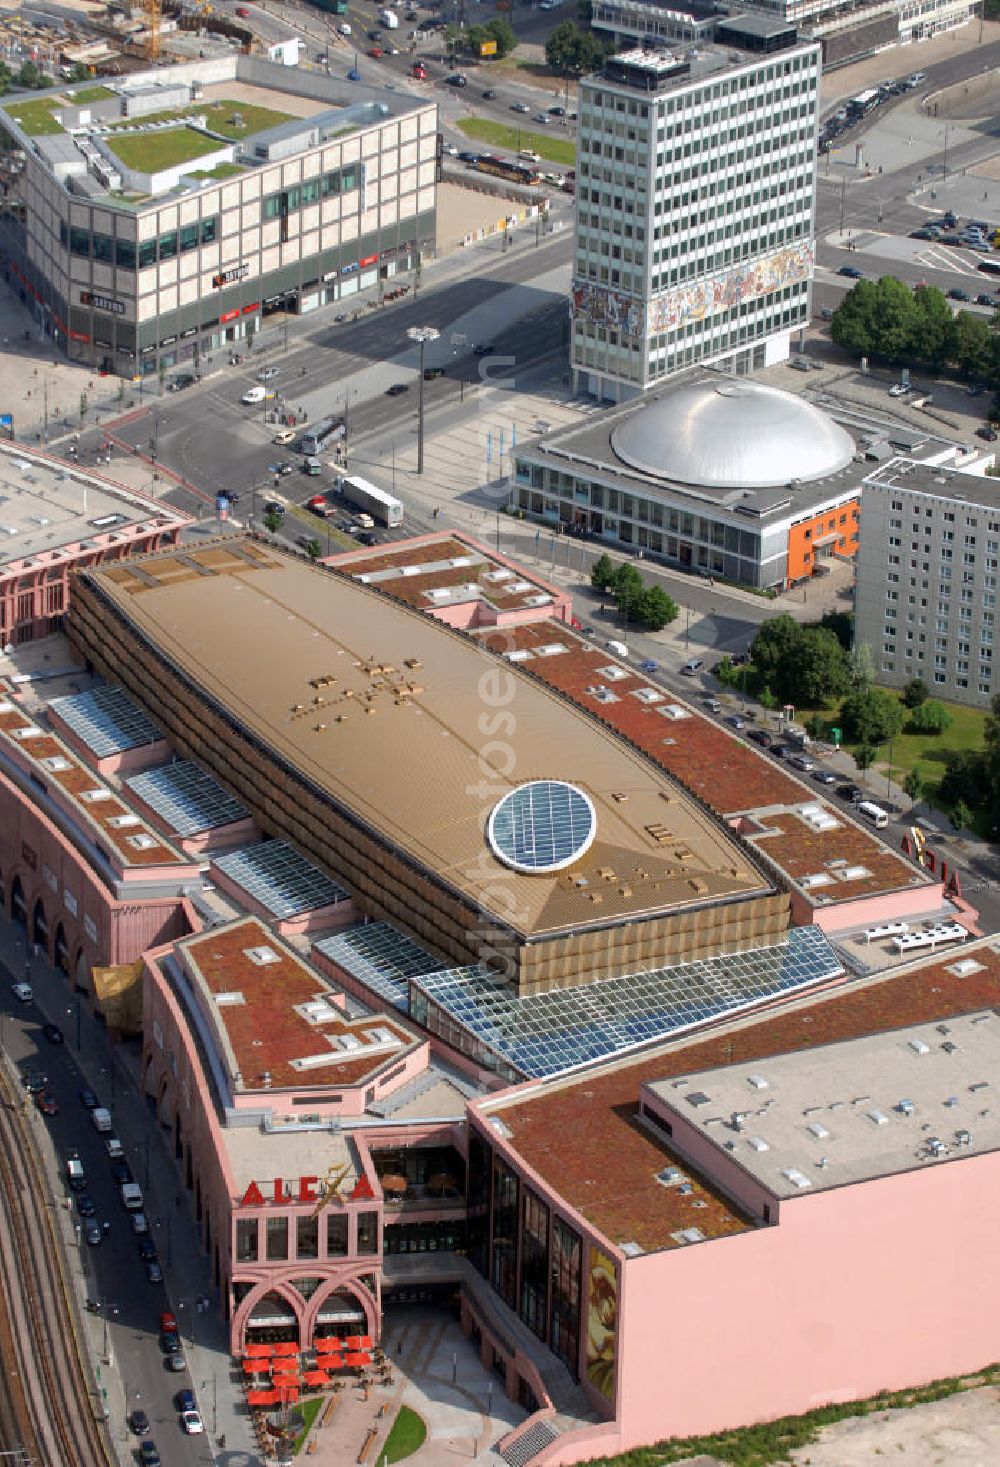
[571, 34, 820, 400]
[854, 456, 1000, 708]
[67, 537, 788, 991]
[0, 441, 188, 645]
[0, 56, 437, 377]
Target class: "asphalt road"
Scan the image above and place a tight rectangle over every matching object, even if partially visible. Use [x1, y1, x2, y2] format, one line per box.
[0, 986, 214, 1467]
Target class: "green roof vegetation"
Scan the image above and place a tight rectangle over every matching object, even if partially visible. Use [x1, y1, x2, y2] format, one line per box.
[186, 161, 246, 180]
[72, 85, 115, 103]
[106, 126, 226, 172]
[457, 115, 575, 166]
[4, 97, 65, 136]
[200, 99, 296, 138]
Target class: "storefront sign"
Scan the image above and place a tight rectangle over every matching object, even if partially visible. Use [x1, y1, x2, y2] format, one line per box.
[81, 290, 125, 316]
[238, 1170, 375, 1209]
[359, 253, 378, 268]
[213, 264, 249, 288]
[219, 309, 240, 324]
[242, 302, 260, 315]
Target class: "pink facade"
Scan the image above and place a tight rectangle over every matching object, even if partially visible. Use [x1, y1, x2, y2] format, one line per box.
[808, 881, 951, 935]
[0, 766, 192, 985]
[612, 1152, 1000, 1449]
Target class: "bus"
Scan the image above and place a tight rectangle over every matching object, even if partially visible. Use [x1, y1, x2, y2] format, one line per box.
[857, 801, 889, 831]
[847, 88, 880, 118]
[300, 416, 345, 456]
[340, 474, 403, 528]
[472, 158, 540, 187]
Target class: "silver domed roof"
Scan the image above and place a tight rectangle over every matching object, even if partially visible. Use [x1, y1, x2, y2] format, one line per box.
[610, 379, 855, 489]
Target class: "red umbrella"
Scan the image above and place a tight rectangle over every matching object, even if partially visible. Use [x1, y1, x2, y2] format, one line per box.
[345, 1351, 370, 1368]
[345, 1336, 363, 1349]
[242, 1360, 263, 1375]
[246, 1389, 272, 1406]
[303, 1369, 330, 1387]
[277, 1386, 300, 1404]
[355, 1335, 373, 1350]
[245, 1342, 274, 1357]
[273, 1341, 299, 1356]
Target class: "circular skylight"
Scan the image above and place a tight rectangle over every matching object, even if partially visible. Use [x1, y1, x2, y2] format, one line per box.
[488, 781, 596, 874]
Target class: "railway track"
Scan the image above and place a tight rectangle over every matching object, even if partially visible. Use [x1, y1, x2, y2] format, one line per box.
[0, 1067, 114, 1467]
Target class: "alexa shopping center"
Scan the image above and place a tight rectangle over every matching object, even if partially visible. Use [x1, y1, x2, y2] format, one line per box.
[0, 56, 437, 376]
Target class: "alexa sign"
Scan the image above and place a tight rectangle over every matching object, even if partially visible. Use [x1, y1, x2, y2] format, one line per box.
[239, 1170, 375, 1210]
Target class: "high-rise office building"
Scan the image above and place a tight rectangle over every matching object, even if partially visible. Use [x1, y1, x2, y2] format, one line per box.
[571, 20, 821, 402]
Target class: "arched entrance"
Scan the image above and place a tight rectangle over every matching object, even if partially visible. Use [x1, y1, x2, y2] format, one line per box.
[53, 923, 68, 973]
[74, 949, 91, 994]
[243, 1288, 302, 1347]
[32, 898, 48, 951]
[10, 876, 25, 927]
[309, 1278, 376, 1343]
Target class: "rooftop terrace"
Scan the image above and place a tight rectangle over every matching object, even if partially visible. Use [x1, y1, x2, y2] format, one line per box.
[492, 938, 1000, 1254]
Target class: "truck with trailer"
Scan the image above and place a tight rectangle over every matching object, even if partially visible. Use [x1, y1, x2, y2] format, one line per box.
[338, 474, 403, 528]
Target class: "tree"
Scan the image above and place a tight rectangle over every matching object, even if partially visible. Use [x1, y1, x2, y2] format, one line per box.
[906, 699, 952, 735]
[758, 685, 777, 711]
[849, 641, 874, 690]
[263, 508, 282, 534]
[485, 17, 517, 57]
[613, 563, 644, 620]
[750, 615, 801, 690]
[910, 284, 956, 370]
[939, 749, 986, 812]
[904, 768, 924, 802]
[805, 712, 827, 740]
[789, 627, 850, 707]
[590, 553, 616, 593]
[869, 274, 920, 363]
[952, 799, 975, 833]
[830, 278, 878, 358]
[304, 538, 322, 560]
[950, 310, 992, 381]
[633, 585, 677, 631]
[545, 20, 607, 75]
[902, 677, 929, 709]
[816, 609, 853, 651]
[853, 744, 877, 772]
[16, 60, 52, 89]
[839, 687, 904, 746]
[715, 655, 739, 689]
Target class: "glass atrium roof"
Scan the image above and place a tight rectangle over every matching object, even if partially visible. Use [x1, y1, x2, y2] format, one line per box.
[487, 780, 597, 874]
[125, 760, 249, 837]
[49, 684, 161, 757]
[314, 922, 440, 1011]
[410, 926, 843, 1081]
[214, 840, 348, 919]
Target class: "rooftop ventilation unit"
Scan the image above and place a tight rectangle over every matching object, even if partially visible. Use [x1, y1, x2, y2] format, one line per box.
[672, 1227, 706, 1245]
[244, 945, 281, 967]
[782, 1168, 811, 1189]
[909, 1038, 930, 1055]
[896, 1098, 915, 1116]
[655, 1167, 684, 1187]
[619, 1241, 644, 1257]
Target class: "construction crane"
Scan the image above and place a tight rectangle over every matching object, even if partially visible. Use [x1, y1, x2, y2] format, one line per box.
[144, 0, 161, 61]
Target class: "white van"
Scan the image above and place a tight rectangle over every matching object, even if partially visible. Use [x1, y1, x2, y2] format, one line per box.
[241, 385, 266, 405]
[106, 1136, 124, 1160]
[91, 1107, 113, 1134]
[857, 800, 889, 830]
[67, 1156, 86, 1192]
[120, 1181, 143, 1210]
[605, 639, 628, 658]
[681, 658, 705, 676]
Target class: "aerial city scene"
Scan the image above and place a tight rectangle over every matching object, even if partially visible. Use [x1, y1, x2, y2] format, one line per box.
[3, 0, 1000, 1464]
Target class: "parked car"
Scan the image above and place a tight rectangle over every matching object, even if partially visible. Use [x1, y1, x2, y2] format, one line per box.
[639, 659, 658, 673]
[422, 366, 445, 379]
[702, 696, 722, 713]
[175, 1389, 196, 1414]
[11, 982, 31, 1002]
[85, 1220, 103, 1246]
[385, 383, 409, 396]
[137, 1237, 157, 1262]
[161, 1333, 182, 1355]
[788, 753, 815, 772]
[181, 1410, 204, 1435]
[812, 768, 838, 785]
[482, 88, 496, 99]
[770, 743, 794, 760]
[168, 373, 196, 392]
[458, 150, 479, 163]
[838, 265, 863, 279]
[446, 73, 467, 87]
[147, 1262, 163, 1284]
[131, 1410, 151, 1437]
[76, 1193, 97, 1218]
[510, 101, 530, 113]
[726, 714, 747, 730]
[473, 343, 495, 356]
[139, 1443, 161, 1467]
[910, 228, 937, 241]
[23, 1071, 47, 1095]
[42, 1023, 64, 1044]
[78, 1087, 98, 1109]
[160, 1312, 179, 1335]
[111, 1159, 133, 1186]
[256, 366, 279, 382]
[36, 1092, 58, 1116]
[837, 783, 864, 803]
[977, 426, 999, 441]
[888, 383, 910, 397]
[131, 1212, 149, 1235]
[975, 294, 995, 307]
[747, 728, 772, 747]
[948, 288, 971, 301]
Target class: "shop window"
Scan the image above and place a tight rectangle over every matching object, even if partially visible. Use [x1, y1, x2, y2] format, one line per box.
[296, 1213, 319, 1260]
[326, 1213, 348, 1256]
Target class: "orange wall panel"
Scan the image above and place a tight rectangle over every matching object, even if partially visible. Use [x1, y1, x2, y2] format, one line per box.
[786, 498, 860, 583]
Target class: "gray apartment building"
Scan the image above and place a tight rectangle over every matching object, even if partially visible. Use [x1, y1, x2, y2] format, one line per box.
[855, 459, 1000, 709]
[0, 55, 438, 378]
[570, 20, 820, 402]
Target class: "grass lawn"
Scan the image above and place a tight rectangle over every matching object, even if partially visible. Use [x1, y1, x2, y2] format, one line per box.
[72, 85, 115, 103]
[187, 162, 246, 180]
[383, 1406, 426, 1464]
[880, 692, 987, 810]
[4, 98, 65, 136]
[457, 116, 575, 166]
[291, 1394, 324, 1454]
[201, 99, 295, 139]
[106, 126, 226, 172]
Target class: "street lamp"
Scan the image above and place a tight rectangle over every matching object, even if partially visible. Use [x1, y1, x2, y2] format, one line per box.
[407, 326, 440, 476]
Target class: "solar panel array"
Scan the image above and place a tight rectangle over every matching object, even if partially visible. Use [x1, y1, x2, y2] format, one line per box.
[214, 840, 348, 919]
[488, 780, 595, 873]
[49, 684, 161, 757]
[125, 761, 249, 837]
[314, 922, 440, 1011]
[411, 926, 843, 1081]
